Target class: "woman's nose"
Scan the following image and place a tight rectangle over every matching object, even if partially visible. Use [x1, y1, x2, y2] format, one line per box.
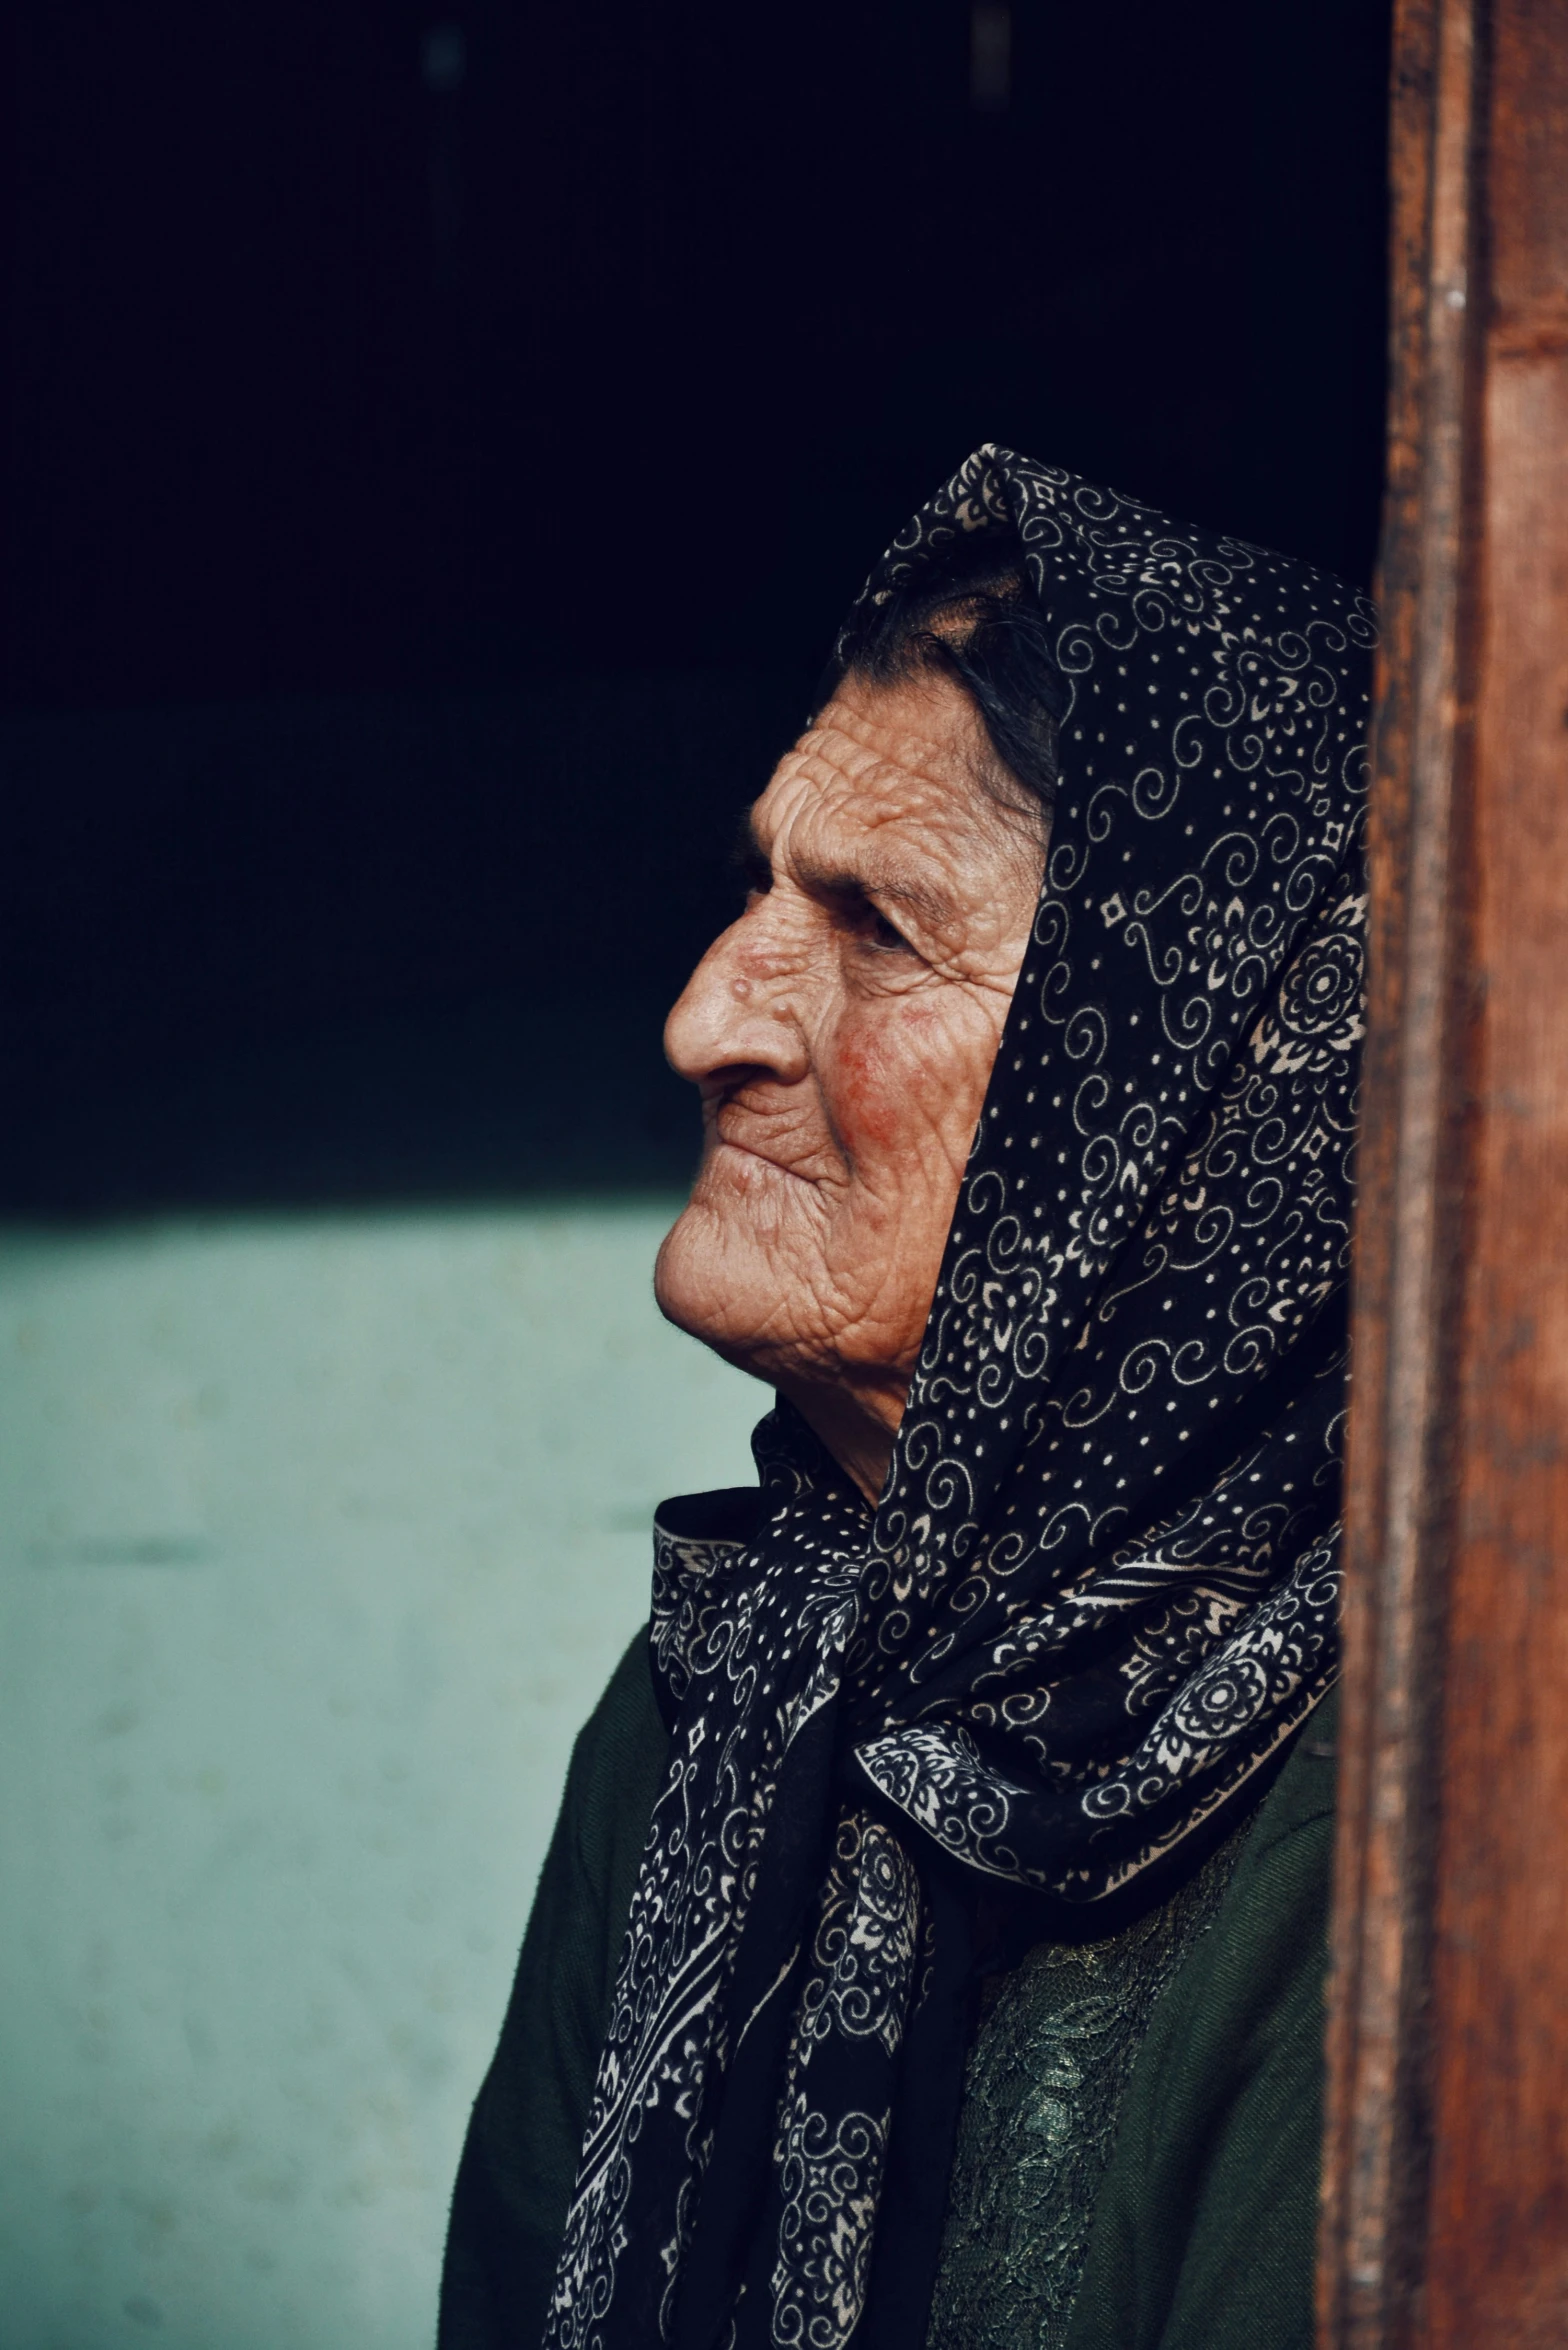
[664, 907, 811, 1089]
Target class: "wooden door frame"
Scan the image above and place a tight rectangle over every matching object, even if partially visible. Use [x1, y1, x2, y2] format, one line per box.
[1320, 2, 1568, 2342]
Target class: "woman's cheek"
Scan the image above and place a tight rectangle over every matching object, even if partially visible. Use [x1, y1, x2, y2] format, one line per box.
[829, 999, 977, 1159]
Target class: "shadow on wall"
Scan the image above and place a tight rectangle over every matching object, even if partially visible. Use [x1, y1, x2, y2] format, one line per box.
[0, 1204, 763, 2350]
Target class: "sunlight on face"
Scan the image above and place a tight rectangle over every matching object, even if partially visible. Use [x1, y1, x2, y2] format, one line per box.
[653, 669, 1048, 1500]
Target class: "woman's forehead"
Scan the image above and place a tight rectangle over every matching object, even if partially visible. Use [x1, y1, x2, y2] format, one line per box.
[756, 678, 1007, 851]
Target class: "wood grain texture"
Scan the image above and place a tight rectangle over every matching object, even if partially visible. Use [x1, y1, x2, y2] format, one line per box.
[1424, 4, 1568, 2339]
[1321, 1, 1568, 2342]
[1319, 1, 1482, 2340]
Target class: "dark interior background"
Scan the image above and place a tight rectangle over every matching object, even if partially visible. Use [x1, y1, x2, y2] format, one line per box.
[0, 0, 1391, 1213]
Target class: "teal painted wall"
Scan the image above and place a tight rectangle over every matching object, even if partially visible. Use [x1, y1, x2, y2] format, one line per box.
[0, 1208, 762, 2349]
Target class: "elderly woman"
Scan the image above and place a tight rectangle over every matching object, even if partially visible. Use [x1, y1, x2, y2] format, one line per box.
[440, 449, 1370, 2350]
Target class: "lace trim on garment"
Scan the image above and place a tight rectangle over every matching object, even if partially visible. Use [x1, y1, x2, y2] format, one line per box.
[925, 1825, 1245, 2350]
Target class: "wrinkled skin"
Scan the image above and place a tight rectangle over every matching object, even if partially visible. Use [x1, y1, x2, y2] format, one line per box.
[654, 670, 1048, 1502]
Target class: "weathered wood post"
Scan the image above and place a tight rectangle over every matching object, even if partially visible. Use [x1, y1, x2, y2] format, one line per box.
[1320, 1, 1568, 2343]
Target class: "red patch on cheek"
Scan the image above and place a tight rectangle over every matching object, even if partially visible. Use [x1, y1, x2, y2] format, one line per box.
[832, 1009, 941, 1154]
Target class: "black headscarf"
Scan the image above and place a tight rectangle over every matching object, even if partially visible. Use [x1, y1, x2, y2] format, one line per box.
[545, 449, 1372, 2350]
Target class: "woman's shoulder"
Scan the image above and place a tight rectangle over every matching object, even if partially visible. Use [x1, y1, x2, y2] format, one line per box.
[572, 1624, 668, 1782]
[1244, 1679, 1340, 1846]
[562, 1626, 671, 1924]
[1207, 1680, 1339, 1954]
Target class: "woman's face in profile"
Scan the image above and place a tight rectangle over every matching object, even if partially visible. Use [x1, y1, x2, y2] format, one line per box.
[654, 667, 1047, 1497]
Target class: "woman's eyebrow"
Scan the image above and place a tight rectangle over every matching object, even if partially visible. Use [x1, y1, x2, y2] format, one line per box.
[792, 845, 956, 930]
[737, 809, 956, 929]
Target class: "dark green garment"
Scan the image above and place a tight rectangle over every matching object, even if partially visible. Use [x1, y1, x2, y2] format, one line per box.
[931, 1816, 1248, 2349]
[439, 1635, 1336, 2350]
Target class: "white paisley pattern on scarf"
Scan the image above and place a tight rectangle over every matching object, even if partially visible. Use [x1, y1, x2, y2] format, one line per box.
[544, 447, 1372, 2350]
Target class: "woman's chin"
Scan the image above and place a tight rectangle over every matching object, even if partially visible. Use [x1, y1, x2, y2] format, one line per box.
[653, 1200, 777, 1380]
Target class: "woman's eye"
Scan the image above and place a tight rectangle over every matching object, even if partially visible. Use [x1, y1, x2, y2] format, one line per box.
[865, 907, 913, 954]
